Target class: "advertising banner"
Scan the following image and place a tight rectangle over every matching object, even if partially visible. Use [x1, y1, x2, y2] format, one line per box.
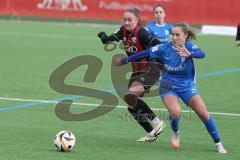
[0, 1, 9, 15]
[0, 0, 239, 25]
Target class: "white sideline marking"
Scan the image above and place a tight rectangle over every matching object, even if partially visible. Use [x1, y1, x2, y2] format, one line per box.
[0, 31, 96, 40]
[0, 97, 239, 117]
[0, 30, 218, 41]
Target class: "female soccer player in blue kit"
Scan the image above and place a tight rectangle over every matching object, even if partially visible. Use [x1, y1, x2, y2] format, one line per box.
[146, 4, 172, 43]
[113, 22, 227, 153]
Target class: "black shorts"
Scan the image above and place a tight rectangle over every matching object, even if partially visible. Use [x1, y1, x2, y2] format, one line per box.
[128, 69, 161, 93]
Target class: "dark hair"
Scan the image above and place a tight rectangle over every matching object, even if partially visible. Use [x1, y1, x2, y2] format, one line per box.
[153, 4, 166, 12]
[125, 8, 142, 26]
[174, 22, 196, 41]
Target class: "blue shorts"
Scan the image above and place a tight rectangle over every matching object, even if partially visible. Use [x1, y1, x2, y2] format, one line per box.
[159, 86, 199, 105]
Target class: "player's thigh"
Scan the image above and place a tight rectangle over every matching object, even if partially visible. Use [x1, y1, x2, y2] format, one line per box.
[162, 93, 181, 117]
[187, 95, 209, 120]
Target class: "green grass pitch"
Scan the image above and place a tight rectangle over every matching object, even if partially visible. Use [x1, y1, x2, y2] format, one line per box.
[0, 20, 239, 160]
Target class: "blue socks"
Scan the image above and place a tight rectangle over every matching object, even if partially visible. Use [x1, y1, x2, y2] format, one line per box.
[203, 116, 220, 143]
[169, 115, 180, 133]
[169, 115, 221, 143]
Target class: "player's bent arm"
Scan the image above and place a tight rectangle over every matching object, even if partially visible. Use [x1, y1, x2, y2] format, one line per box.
[97, 32, 120, 44]
[138, 28, 161, 47]
[150, 38, 161, 46]
[190, 48, 206, 59]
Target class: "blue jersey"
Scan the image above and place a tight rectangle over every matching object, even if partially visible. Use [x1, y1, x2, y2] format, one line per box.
[146, 22, 173, 43]
[125, 41, 205, 103]
[150, 42, 203, 92]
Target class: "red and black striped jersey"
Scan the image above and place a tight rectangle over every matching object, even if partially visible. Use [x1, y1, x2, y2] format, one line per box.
[113, 25, 156, 73]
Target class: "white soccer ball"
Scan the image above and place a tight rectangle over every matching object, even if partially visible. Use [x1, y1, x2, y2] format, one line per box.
[54, 130, 76, 152]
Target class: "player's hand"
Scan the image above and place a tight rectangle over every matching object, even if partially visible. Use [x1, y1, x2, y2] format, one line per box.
[112, 57, 128, 66]
[112, 58, 122, 66]
[236, 40, 240, 47]
[174, 42, 191, 57]
[97, 32, 108, 44]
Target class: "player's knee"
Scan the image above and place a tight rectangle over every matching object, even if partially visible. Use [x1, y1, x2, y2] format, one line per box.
[169, 110, 181, 119]
[127, 89, 144, 97]
[198, 113, 209, 121]
[127, 105, 135, 110]
[124, 94, 138, 107]
[128, 84, 144, 96]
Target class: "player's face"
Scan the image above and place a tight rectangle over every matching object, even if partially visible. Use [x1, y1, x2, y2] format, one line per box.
[123, 12, 139, 31]
[172, 27, 188, 45]
[153, 6, 166, 24]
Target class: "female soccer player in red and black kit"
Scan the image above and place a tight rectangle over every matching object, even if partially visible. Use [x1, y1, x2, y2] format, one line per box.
[98, 8, 165, 142]
[236, 23, 240, 47]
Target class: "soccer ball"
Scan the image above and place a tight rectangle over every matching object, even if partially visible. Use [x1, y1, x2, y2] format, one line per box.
[54, 130, 76, 152]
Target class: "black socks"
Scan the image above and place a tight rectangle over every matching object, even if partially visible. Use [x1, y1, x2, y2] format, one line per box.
[127, 98, 157, 133]
[128, 107, 153, 133]
[136, 98, 157, 121]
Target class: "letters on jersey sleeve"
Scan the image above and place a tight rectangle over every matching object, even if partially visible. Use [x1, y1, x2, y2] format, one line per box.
[186, 42, 198, 52]
[150, 43, 166, 58]
[186, 42, 205, 59]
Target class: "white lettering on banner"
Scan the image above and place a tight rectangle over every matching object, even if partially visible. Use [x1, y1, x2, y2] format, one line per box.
[99, 0, 173, 11]
[99, 1, 153, 11]
[37, 0, 88, 11]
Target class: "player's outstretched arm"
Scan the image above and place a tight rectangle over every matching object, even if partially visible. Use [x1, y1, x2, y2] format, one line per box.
[113, 48, 151, 66]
